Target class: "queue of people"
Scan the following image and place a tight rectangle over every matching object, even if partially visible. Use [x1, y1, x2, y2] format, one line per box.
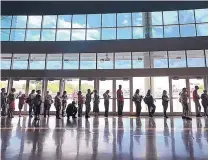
[1, 85, 208, 120]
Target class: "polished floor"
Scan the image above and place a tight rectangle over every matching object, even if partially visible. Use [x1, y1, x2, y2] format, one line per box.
[1, 116, 208, 160]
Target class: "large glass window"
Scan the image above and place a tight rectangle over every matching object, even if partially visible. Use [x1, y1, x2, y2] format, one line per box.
[101, 28, 116, 40]
[57, 15, 72, 28]
[11, 16, 27, 28]
[10, 29, 25, 41]
[97, 53, 114, 69]
[46, 54, 62, 69]
[1, 16, 12, 28]
[132, 12, 143, 26]
[133, 27, 145, 39]
[1, 29, 10, 41]
[72, 15, 86, 28]
[180, 24, 196, 37]
[186, 50, 205, 67]
[168, 50, 186, 68]
[163, 11, 179, 25]
[86, 28, 100, 40]
[1, 54, 12, 69]
[164, 25, 180, 37]
[206, 50, 208, 67]
[30, 54, 46, 69]
[115, 52, 131, 69]
[102, 13, 116, 27]
[87, 14, 101, 28]
[64, 79, 79, 104]
[195, 8, 208, 23]
[117, 27, 132, 39]
[27, 16, 42, 28]
[117, 13, 131, 27]
[0, 80, 8, 91]
[80, 53, 96, 69]
[71, 29, 85, 41]
[13, 54, 28, 69]
[26, 29, 40, 41]
[42, 15, 57, 28]
[56, 29, 71, 41]
[150, 51, 168, 68]
[150, 26, 163, 38]
[132, 52, 150, 68]
[196, 24, 208, 36]
[41, 29, 56, 41]
[151, 12, 163, 25]
[179, 10, 195, 24]
[63, 53, 79, 69]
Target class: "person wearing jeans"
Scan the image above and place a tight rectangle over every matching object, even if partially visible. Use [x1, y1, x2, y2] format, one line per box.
[103, 90, 110, 117]
[193, 86, 202, 117]
[133, 89, 143, 117]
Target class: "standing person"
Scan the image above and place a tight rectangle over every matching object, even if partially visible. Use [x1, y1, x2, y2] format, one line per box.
[7, 88, 20, 118]
[180, 88, 192, 120]
[93, 90, 100, 117]
[117, 85, 124, 116]
[61, 91, 68, 117]
[66, 101, 77, 120]
[103, 90, 111, 117]
[133, 89, 143, 117]
[28, 90, 36, 118]
[77, 91, 84, 117]
[193, 86, 202, 117]
[34, 90, 42, 121]
[54, 92, 62, 119]
[144, 89, 156, 117]
[201, 90, 208, 117]
[44, 91, 53, 118]
[162, 90, 169, 118]
[1, 88, 7, 116]
[85, 89, 93, 118]
[18, 94, 26, 117]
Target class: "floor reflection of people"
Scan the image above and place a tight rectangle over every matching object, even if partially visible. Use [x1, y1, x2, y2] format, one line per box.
[163, 118, 170, 147]
[196, 118, 202, 150]
[91, 117, 99, 160]
[204, 118, 208, 144]
[134, 117, 142, 144]
[103, 118, 110, 143]
[117, 117, 124, 152]
[85, 118, 91, 147]
[75, 118, 83, 159]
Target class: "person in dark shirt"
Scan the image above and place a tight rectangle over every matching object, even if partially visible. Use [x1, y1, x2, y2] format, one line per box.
[144, 89, 156, 117]
[34, 90, 42, 121]
[201, 90, 208, 117]
[1, 88, 7, 116]
[66, 101, 77, 120]
[162, 90, 169, 118]
[61, 91, 68, 117]
[55, 92, 62, 119]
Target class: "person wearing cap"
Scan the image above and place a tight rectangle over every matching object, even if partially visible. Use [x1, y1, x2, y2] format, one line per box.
[66, 101, 77, 120]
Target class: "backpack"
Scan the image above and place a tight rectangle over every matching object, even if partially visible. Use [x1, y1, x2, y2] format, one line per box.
[144, 96, 148, 104]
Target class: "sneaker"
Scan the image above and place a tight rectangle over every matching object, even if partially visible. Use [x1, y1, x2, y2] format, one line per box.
[29, 115, 33, 118]
[85, 116, 90, 118]
[73, 116, 77, 119]
[56, 117, 61, 119]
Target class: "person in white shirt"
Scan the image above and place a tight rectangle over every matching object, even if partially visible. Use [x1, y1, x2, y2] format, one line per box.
[103, 90, 111, 117]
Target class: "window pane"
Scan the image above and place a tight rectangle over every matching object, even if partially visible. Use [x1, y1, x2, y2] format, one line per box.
[206, 50, 208, 67]
[133, 27, 145, 39]
[64, 79, 79, 104]
[102, 14, 116, 27]
[186, 50, 205, 67]
[97, 53, 114, 69]
[163, 11, 179, 25]
[57, 15, 72, 28]
[168, 50, 186, 68]
[46, 54, 62, 69]
[132, 12, 143, 26]
[197, 24, 208, 36]
[151, 12, 163, 25]
[56, 29, 70, 41]
[195, 9, 208, 23]
[1, 54, 12, 69]
[72, 15, 86, 28]
[71, 29, 85, 41]
[164, 25, 179, 38]
[10, 29, 25, 41]
[80, 53, 96, 69]
[11, 16, 27, 28]
[86, 28, 100, 40]
[42, 15, 57, 28]
[150, 26, 163, 38]
[150, 51, 168, 68]
[132, 52, 150, 68]
[117, 13, 131, 27]
[87, 14, 101, 28]
[63, 53, 79, 69]
[41, 29, 55, 41]
[13, 54, 28, 69]
[117, 27, 132, 39]
[179, 10, 195, 24]
[0, 80, 8, 91]
[27, 16, 42, 28]
[115, 52, 131, 69]
[1, 29, 10, 41]
[30, 54, 46, 69]
[26, 29, 40, 41]
[180, 24, 196, 37]
[101, 28, 116, 40]
[1, 16, 12, 28]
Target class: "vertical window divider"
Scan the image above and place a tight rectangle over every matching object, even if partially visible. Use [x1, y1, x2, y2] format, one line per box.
[27, 53, 31, 70]
[70, 15, 73, 41]
[55, 15, 58, 41]
[131, 12, 133, 39]
[203, 49, 207, 67]
[9, 16, 13, 41]
[162, 11, 165, 38]
[96, 53, 98, 70]
[113, 52, 115, 69]
[185, 50, 188, 68]
[10, 53, 14, 70]
[85, 14, 87, 41]
[62, 53, 64, 70]
[167, 51, 170, 68]
[78, 53, 81, 70]
[40, 15, 44, 41]
[149, 51, 152, 68]
[101, 14, 103, 40]
[45, 53, 48, 70]
[116, 13, 118, 40]
[193, 9, 198, 36]
[131, 52, 133, 69]
[177, 10, 181, 37]
[24, 15, 28, 41]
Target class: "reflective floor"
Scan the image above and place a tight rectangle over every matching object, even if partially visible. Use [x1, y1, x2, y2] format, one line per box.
[1, 116, 208, 160]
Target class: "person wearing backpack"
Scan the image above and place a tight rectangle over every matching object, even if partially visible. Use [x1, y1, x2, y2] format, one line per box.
[144, 89, 156, 117]
[55, 92, 62, 119]
[34, 90, 42, 121]
[28, 90, 36, 118]
[133, 89, 143, 117]
[162, 90, 169, 118]
[44, 91, 53, 118]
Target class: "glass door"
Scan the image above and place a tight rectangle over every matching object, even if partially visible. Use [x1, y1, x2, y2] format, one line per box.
[0, 80, 8, 92]
[64, 79, 79, 104]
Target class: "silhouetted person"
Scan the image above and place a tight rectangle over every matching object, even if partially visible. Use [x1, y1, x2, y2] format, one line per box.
[1, 88, 7, 116]
[28, 90, 36, 118]
[66, 101, 77, 119]
[93, 90, 100, 117]
[18, 94, 26, 117]
[77, 91, 84, 117]
[61, 91, 68, 117]
[54, 92, 62, 119]
[133, 89, 143, 117]
[117, 85, 124, 116]
[103, 90, 111, 117]
[180, 88, 192, 120]
[85, 89, 93, 118]
[193, 85, 202, 117]
[44, 91, 53, 118]
[144, 89, 156, 117]
[201, 90, 208, 117]
[34, 90, 42, 121]
[7, 88, 20, 118]
[162, 90, 169, 118]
